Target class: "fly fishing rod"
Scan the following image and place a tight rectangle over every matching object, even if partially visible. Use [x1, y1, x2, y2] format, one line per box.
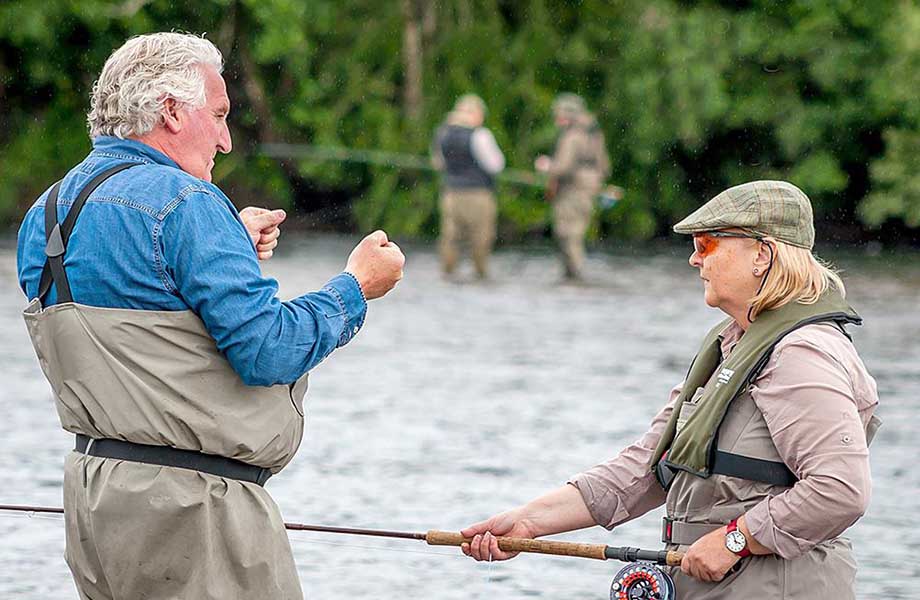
[1, 504, 680, 599]
[286, 521, 684, 567]
[259, 142, 625, 208]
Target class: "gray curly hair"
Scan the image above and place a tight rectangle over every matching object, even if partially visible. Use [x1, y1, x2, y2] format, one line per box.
[87, 32, 224, 139]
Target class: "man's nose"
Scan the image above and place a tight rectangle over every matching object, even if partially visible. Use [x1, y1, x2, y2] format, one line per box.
[218, 122, 232, 154]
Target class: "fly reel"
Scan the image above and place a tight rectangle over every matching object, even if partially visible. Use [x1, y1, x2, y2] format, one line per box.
[610, 562, 676, 600]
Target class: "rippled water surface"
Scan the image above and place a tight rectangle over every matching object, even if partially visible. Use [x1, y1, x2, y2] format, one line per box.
[0, 234, 917, 599]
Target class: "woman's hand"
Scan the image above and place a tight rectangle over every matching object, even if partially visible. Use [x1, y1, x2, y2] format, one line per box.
[460, 510, 537, 562]
[680, 527, 741, 582]
[460, 485, 596, 562]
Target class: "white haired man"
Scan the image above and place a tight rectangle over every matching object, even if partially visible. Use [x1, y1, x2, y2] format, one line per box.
[431, 94, 505, 279]
[17, 32, 404, 599]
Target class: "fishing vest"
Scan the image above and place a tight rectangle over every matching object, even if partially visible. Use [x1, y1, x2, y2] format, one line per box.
[650, 290, 863, 489]
[552, 124, 606, 192]
[23, 164, 309, 474]
[437, 125, 495, 190]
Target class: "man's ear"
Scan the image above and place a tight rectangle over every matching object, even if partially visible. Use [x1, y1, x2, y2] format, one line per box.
[162, 98, 182, 134]
[753, 239, 774, 272]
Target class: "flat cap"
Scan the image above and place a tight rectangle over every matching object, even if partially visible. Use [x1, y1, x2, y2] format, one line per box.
[673, 180, 815, 249]
[552, 93, 586, 118]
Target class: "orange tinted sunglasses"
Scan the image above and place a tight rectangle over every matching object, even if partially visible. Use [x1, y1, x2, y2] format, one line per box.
[692, 231, 761, 257]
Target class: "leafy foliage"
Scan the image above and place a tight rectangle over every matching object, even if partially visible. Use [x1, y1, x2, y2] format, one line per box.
[1, 0, 918, 242]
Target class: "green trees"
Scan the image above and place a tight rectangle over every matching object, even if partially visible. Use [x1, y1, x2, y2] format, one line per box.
[1, 0, 917, 242]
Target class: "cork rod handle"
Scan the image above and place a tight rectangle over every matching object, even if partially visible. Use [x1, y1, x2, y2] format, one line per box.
[425, 530, 608, 560]
[665, 550, 685, 566]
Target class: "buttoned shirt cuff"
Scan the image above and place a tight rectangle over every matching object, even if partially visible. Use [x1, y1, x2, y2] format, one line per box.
[324, 272, 368, 347]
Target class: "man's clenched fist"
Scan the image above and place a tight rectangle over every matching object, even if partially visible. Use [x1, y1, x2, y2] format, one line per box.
[345, 230, 405, 299]
[240, 207, 286, 260]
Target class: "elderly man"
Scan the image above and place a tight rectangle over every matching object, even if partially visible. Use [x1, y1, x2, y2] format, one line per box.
[16, 33, 404, 599]
[535, 93, 610, 280]
[431, 94, 505, 279]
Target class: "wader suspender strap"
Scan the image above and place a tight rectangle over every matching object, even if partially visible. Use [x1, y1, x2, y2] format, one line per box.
[37, 163, 139, 307]
[37, 164, 276, 487]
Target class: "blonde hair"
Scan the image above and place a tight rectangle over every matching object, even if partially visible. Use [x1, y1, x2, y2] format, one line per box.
[87, 32, 223, 139]
[748, 239, 845, 320]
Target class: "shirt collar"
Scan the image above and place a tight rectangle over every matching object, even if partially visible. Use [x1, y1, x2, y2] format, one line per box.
[718, 320, 745, 358]
[91, 136, 181, 170]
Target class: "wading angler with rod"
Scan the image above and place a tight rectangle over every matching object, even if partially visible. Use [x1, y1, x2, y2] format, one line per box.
[0, 503, 678, 599]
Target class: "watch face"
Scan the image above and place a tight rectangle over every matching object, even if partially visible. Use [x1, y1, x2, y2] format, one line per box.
[725, 530, 747, 553]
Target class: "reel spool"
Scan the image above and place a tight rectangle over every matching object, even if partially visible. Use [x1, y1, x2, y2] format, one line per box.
[610, 562, 676, 600]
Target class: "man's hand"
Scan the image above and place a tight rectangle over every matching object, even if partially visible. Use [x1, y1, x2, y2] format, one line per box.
[534, 155, 552, 173]
[240, 207, 286, 260]
[680, 526, 741, 582]
[345, 230, 405, 299]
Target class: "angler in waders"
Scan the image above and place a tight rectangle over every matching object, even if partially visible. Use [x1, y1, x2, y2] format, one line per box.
[431, 94, 505, 279]
[461, 180, 880, 599]
[535, 93, 610, 280]
[16, 33, 404, 600]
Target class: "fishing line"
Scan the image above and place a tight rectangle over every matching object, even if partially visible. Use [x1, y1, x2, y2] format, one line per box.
[0, 510, 65, 523]
[288, 537, 502, 583]
[289, 537, 457, 558]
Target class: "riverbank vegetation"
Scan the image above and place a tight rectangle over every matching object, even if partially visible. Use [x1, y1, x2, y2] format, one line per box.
[1, 1, 918, 244]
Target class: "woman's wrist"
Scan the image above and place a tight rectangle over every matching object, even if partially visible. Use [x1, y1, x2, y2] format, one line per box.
[737, 515, 771, 555]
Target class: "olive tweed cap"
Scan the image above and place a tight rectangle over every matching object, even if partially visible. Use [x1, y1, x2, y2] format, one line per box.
[673, 180, 815, 249]
[552, 93, 586, 118]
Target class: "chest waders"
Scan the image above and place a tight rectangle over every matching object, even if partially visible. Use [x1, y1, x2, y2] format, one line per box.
[24, 164, 308, 599]
[645, 293, 880, 600]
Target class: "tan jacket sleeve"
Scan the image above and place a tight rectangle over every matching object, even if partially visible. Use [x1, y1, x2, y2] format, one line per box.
[744, 326, 878, 559]
[594, 131, 611, 180]
[549, 129, 581, 180]
[567, 383, 682, 529]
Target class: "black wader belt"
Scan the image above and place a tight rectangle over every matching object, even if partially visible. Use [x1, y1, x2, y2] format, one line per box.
[75, 434, 272, 486]
[38, 163, 139, 307]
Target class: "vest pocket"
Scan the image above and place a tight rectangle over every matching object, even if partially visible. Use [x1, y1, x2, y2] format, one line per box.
[675, 387, 705, 436]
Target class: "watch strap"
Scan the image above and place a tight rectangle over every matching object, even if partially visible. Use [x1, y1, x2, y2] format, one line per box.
[726, 518, 752, 558]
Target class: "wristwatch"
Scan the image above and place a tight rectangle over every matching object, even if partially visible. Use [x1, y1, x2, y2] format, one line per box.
[725, 519, 751, 558]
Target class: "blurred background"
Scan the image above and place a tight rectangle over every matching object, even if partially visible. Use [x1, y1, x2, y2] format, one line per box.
[1, 0, 919, 245]
[1, 2, 919, 599]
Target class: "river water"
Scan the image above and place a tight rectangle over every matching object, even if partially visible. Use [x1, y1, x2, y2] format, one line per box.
[0, 233, 917, 599]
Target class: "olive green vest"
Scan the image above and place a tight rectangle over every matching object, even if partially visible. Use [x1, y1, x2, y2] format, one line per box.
[650, 289, 861, 484]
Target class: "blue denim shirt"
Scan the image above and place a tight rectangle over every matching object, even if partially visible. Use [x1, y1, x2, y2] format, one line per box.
[17, 137, 367, 386]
